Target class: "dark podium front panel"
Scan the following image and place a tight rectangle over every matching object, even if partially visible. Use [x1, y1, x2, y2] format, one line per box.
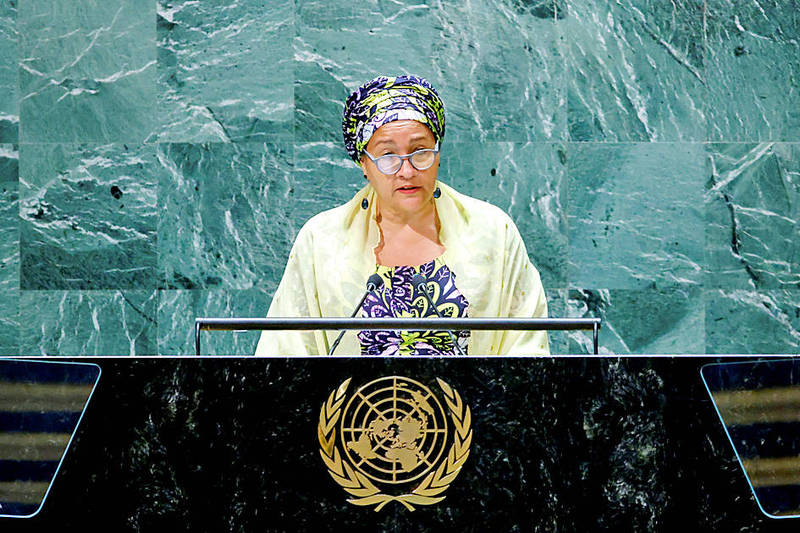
[1, 356, 797, 532]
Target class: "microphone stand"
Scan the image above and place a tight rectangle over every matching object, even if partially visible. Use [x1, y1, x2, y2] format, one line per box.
[328, 273, 384, 355]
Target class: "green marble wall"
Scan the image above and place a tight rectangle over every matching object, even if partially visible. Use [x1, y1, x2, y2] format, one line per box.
[0, 0, 798, 355]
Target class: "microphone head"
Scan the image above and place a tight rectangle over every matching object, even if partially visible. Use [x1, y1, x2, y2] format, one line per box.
[410, 273, 427, 290]
[366, 273, 384, 291]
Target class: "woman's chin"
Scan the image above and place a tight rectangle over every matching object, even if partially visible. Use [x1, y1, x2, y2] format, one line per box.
[391, 194, 429, 210]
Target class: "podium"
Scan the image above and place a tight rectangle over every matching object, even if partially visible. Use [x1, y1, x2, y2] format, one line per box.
[1, 356, 797, 531]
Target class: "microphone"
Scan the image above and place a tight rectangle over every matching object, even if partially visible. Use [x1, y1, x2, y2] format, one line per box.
[410, 273, 466, 355]
[328, 273, 384, 355]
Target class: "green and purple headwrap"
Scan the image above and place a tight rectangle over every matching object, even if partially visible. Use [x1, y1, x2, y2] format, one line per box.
[342, 75, 446, 166]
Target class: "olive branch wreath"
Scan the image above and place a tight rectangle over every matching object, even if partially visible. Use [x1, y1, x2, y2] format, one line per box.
[317, 377, 472, 512]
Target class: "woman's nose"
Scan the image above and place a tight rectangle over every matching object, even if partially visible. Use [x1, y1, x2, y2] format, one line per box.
[395, 157, 416, 178]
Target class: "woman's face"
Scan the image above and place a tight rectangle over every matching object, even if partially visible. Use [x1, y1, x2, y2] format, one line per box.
[361, 120, 440, 218]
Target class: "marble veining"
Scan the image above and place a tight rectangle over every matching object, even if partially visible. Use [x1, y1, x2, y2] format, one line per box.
[0, 0, 18, 143]
[295, 0, 564, 143]
[18, 0, 156, 142]
[0, 289, 18, 355]
[291, 142, 365, 232]
[443, 141, 568, 289]
[154, 0, 293, 142]
[158, 288, 270, 355]
[18, 290, 157, 355]
[706, 288, 800, 354]
[568, 142, 705, 290]
[0, 1, 798, 354]
[569, 287, 705, 354]
[705, 143, 800, 289]
[0, 143, 18, 291]
[157, 142, 294, 291]
[19, 143, 157, 289]
[705, 0, 800, 141]
[0, 358, 786, 530]
[565, 0, 706, 141]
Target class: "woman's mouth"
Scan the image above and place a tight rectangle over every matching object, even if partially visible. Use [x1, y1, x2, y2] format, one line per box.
[396, 186, 420, 194]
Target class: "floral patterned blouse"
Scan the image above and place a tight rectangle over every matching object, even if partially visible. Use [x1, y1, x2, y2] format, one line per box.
[358, 256, 470, 355]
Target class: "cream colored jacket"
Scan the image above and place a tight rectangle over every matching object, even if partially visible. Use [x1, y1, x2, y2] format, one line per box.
[255, 182, 549, 355]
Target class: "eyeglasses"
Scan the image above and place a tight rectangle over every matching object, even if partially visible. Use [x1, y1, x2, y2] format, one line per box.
[363, 142, 440, 175]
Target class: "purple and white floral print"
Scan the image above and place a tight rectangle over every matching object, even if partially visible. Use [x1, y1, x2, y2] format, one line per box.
[358, 258, 469, 355]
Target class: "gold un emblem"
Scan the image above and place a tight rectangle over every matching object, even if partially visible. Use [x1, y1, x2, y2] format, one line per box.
[318, 375, 472, 511]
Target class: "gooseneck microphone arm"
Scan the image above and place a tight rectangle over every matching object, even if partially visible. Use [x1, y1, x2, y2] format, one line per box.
[410, 273, 466, 355]
[327, 273, 384, 355]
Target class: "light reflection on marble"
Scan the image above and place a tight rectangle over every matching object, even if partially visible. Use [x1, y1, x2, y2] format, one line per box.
[157, 142, 294, 292]
[705, 143, 800, 289]
[295, 0, 564, 143]
[705, 0, 800, 141]
[568, 287, 704, 354]
[18, 290, 157, 355]
[706, 289, 800, 354]
[18, 0, 156, 143]
[568, 142, 704, 290]
[158, 288, 271, 355]
[19, 143, 158, 289]
[154, 0, 293, 142]
[564, 0, 706, 141]
[0, 1, 18, 143]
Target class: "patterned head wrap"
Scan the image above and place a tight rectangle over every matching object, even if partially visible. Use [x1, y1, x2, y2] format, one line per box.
[342, 75, 446, 166]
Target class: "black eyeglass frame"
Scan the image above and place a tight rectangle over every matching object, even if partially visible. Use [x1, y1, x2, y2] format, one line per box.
[362, 141, 440, 175]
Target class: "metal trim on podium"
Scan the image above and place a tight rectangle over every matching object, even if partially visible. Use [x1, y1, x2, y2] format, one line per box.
[194, 317, 602, 355]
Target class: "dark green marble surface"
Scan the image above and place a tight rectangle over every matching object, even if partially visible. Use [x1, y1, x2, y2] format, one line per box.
[157, 142, 294, 291]
[2, 357, 798, 532]
[19, 143, 157, 290]
[0, 143, 18, 291]
[0, 289, 18, 355]
[0, 1, 17, 143]
[705, 0, 800, 141]
[0, 0, 798, 354]
[18, 0, 156, 143]
[292, 142, 363, 228]
[154, 0, 293, 142]
[568, 142, 704, 289]
[442, 141, 568, 289]
[706, 289, 800, 354]
[546, 288, 568, 355]
[569, 287, 704, 354]
[159, 288, 270, 356]
[0, 143, 18, 355]
[565, 0, 706, 142]
[295, 0, 565, 142]
[18, 290, 157, 355]
[705, 143, 800, 289]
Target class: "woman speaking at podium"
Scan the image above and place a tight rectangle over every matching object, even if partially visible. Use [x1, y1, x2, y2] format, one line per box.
[255, 75, 549, 356]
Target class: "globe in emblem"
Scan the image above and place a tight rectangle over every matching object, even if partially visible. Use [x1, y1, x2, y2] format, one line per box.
[340, 376, 449, 484]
